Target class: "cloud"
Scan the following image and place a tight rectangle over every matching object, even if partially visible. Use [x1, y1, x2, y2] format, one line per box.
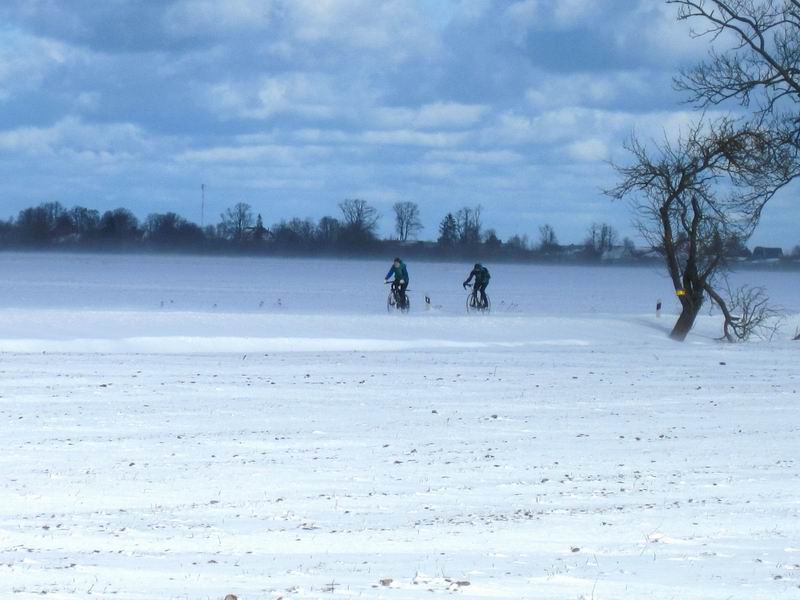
[0, 2, 181, 53]
[503, 0, 611, 33]
[564, 138, 608, 162]
[0, 32, 82, 102]
[205, 74, 344, 121]
[372, 102, 489, 129]
[285, 0, 441, 61]
[291, 126, 469, 147]
[0, 0, 795, 245]
[163, 0, 275, 37]
[612, 1, 710, 63]
[525, 71, 651, 110]
[360, 129, 470, 147]
[551, 0, 603, 27]
[177, 143, 331, 164]
[423, 149, 524, 165]
[0, 118, 151, 162]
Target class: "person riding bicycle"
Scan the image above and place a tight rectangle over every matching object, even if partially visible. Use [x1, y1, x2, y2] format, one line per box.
[385, 257, 409, 308]
[463, 263, 490, 308]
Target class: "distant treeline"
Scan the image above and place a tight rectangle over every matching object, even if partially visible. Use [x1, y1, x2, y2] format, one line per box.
[1, 199, 798, 265]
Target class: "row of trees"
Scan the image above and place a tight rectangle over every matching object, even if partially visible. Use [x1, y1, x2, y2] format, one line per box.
[0, 197, 648, 261]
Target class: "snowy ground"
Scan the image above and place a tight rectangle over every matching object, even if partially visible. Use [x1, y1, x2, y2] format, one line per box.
[1, 253, 799, 599]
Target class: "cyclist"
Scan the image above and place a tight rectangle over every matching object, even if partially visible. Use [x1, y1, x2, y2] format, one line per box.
[463, 263, 490, 308]
[385, 257, 409, 308]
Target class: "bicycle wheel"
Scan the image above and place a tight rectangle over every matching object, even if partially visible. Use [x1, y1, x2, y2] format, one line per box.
[400, 293, 410, 313]
[466, 292, 478, 314]
[387, 291, 395, 312]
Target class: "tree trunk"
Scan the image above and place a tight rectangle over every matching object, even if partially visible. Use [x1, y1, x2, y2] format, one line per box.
[670, 294, 703, 341]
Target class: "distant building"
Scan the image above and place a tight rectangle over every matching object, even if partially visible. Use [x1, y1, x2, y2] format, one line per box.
[601, 245, 635, 261]
[636, 246, 662, 260]
[751, 246, 784, 260]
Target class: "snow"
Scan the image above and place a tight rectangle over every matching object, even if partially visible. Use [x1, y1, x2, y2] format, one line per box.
[1, 252, 799, 599]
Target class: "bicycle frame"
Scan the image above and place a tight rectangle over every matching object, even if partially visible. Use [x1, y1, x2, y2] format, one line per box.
[465, 283, 490, 313]
[386, 280, 410, 312]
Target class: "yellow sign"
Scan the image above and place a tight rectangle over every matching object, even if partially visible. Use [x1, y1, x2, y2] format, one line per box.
[676, 289, 686, 296]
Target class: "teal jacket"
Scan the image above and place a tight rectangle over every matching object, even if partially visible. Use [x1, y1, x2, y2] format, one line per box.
[386, 261, 409, 283]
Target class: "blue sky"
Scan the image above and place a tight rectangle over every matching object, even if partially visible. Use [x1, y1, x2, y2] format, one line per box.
[0, 0, 796, 247]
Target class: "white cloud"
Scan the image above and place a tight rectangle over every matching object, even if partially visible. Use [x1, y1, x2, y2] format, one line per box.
[0, 32, 81, 102]
[373, 102, 489, 129]
[163, 0, 275, 36]
[177, 144, 331, 164]
[293, 127, 468, 147]
[285, 0, 441, 61]
[565, 138, 608, 162]
[613, 1, 711, 63]
[0, 117, 150, 161]
[451, 0, 494, 22]
[525, 71, 650, 110]
[503, 0, 608, 32]
[360, 129, 469, 147]
[551, 0, 603, 28]
[485, 107, 716, 148]
[423, 149, 524, 165]
[206, 74, 343, 120]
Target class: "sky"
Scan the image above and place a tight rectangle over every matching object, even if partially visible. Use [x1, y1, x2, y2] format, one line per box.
[0, 0, 796, 247]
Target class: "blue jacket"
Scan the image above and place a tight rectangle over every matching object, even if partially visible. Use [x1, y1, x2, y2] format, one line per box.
[386, 261, 409, 283]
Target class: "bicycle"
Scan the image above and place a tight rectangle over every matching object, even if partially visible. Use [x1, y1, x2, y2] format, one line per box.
[464, 283, 490, 313]
[386, 280, 410, 313]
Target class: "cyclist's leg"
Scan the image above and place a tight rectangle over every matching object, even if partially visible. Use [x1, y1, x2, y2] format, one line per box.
[399, 282, 408, 308]
[478, 283, 487, 307]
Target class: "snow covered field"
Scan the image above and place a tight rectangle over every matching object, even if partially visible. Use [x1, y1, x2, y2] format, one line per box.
[1, 252, 799, 599]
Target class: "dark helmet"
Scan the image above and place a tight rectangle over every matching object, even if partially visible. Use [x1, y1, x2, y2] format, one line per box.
[474, 263, 482, 269]
[394, 257, 401, 262]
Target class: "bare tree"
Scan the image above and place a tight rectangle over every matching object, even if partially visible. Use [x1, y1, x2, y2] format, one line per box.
[455, 205, 482, 245]
[707, 282, 782, 341]
[584, 222, 618, 256]
[69, 206, 100, 237]
[670, 0, 800, 190]
[607, 117, 788, 340]
[622, 237, 637, 256]
[538, 224, 558, 251]
[16, 202, 67, 242]
[671, 1, 800, 126]
[144, 212, 204, 246]
[316, 216, 341, 245]
[271, 217, 316, 248]
[483, 228, 502, 251]
[219, 202, 254, 241]
[338, 199, 379, 247]
[506, 233, 530, 252]
[338, 199, 378, 231]
[393, 201, 423, 241]
[99, 208, 140, 241]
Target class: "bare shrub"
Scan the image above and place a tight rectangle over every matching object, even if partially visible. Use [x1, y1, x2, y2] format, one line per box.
[708, 283, 783, 341]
